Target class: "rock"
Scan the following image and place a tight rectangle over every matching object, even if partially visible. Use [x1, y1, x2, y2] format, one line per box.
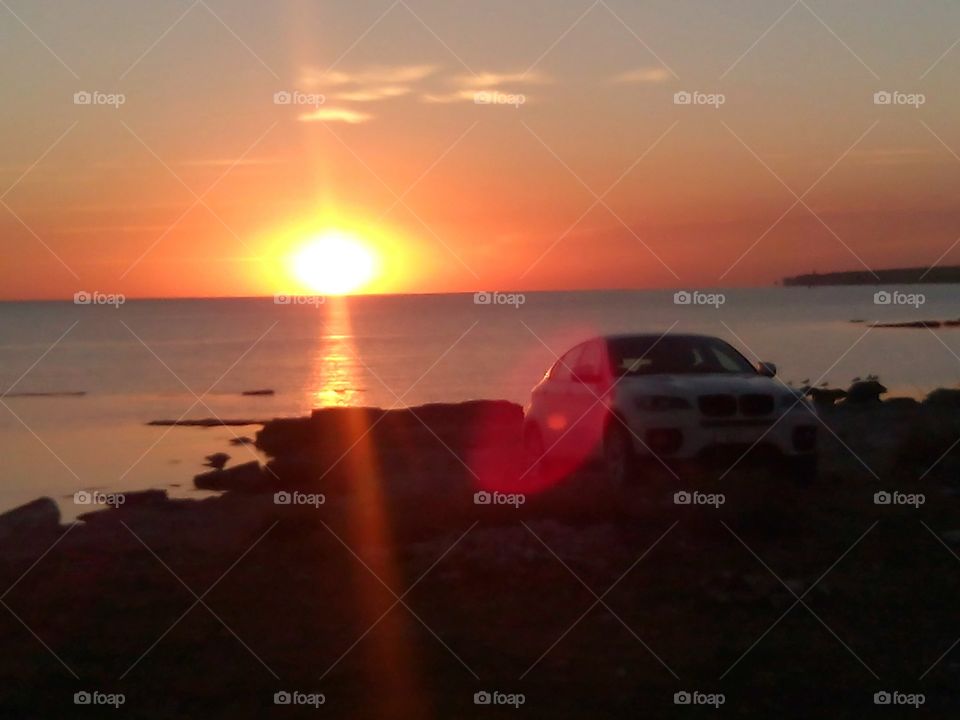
[147, 418, 266, 427]
[0, 498, 61, 542]
[883, 397, 919, 410]
[229, 436, 254, 446]
[194, 461, 267, 493]
[808, 387, 846, 408]
[871, 318, 960, 329]
[241, 389, 275, 396]
[701, 572, 785, 603]
[784, 579, 805, 595]
[252, 401, 524, 492]
[942, 530, 960, 546]
[74, 490, 169, 522]
[871, 320, 942, 329]
[122, 489, 169, 506]
[845, 380, 887, 404]
[925, 388, 960, 408]
[256, 400, 523, 461]
[204, 453, 230, 470]
[893, 407, 960, 468]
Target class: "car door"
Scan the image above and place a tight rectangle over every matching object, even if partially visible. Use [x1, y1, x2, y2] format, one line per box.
[567, 340, 608, 462]
[538, 344, 584, 458]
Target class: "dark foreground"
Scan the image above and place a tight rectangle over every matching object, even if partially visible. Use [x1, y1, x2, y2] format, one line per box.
[2, 396, 960, 718]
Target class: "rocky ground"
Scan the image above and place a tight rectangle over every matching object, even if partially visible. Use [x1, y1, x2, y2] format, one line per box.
[2, 396, 960, 718]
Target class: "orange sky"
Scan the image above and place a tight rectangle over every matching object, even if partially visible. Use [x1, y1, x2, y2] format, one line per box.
[2, 0, 960, 299]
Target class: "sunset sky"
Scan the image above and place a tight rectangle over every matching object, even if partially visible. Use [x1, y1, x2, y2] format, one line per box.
[3, 0, 960, 299]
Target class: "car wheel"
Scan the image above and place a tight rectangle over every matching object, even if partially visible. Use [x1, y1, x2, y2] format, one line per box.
[785, 454, 818, 485]
[603, 424, 636, 489]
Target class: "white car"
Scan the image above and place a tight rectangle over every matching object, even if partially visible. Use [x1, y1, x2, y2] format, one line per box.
[522, 333, 818, 486]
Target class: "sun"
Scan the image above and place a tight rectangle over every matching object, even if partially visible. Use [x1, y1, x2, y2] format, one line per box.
[290, 230, 378, 295]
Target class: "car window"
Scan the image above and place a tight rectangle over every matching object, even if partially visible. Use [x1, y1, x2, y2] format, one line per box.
[574, 341, 602, 377]
[690, 348, 705, 369]
[609, 337, 755, 375]
[549, 345, 583, 382]
[612, 339, 682, 374]
[710, 344, 750, 372]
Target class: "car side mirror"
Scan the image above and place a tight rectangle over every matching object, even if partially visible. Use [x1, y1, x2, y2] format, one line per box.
[757, 361, 777, 378]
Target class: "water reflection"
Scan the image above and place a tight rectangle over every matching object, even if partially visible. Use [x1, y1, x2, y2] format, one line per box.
[308, 298, 362, 408]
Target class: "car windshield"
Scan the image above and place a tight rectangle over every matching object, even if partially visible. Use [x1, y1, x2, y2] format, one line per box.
[608, 336, 756, 376]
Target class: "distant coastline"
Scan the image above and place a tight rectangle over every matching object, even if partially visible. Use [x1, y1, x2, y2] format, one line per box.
[783, 266, 960, 286]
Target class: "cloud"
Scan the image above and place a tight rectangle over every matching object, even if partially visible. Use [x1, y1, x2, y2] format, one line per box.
[455, 70, 549, 88]
[609, 67, 672, 84]
[420, 69, 546, 104]
[292, 65, 436, 119]
[332, 85, 411, 102]
[420, 90, 476, 104]
[297, 107, 373, 124]
[301, 64, 437, 87]
[296, 66, 545, 112]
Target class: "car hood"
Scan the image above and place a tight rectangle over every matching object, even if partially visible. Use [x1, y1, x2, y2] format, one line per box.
[613, 373, 789, 397]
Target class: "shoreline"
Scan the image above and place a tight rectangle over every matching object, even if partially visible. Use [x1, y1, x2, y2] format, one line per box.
[7, 385, 960, 522]
[2, 396, 960, 717]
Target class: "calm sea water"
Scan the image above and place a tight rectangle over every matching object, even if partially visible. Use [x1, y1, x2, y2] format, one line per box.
[2, 287, 958, 518]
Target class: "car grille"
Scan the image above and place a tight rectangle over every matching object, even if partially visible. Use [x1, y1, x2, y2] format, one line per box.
[740, 394, 774, 416]
[698, 393, 775, 419]
[698, 394, 737, 417]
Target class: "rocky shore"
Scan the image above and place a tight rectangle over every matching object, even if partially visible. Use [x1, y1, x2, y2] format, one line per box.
[2, 395, 960, 718]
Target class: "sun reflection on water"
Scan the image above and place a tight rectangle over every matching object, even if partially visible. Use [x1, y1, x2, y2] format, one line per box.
[308, 301, 363, 408]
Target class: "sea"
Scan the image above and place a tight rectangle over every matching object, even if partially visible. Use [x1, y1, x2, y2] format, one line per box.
[2, 287, 958, 519]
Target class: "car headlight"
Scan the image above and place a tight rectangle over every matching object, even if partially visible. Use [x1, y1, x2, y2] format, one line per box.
[635, 395, 692, 411]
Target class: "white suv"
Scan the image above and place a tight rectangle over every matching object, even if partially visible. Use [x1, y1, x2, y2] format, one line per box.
[522, 334, 818, 486]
